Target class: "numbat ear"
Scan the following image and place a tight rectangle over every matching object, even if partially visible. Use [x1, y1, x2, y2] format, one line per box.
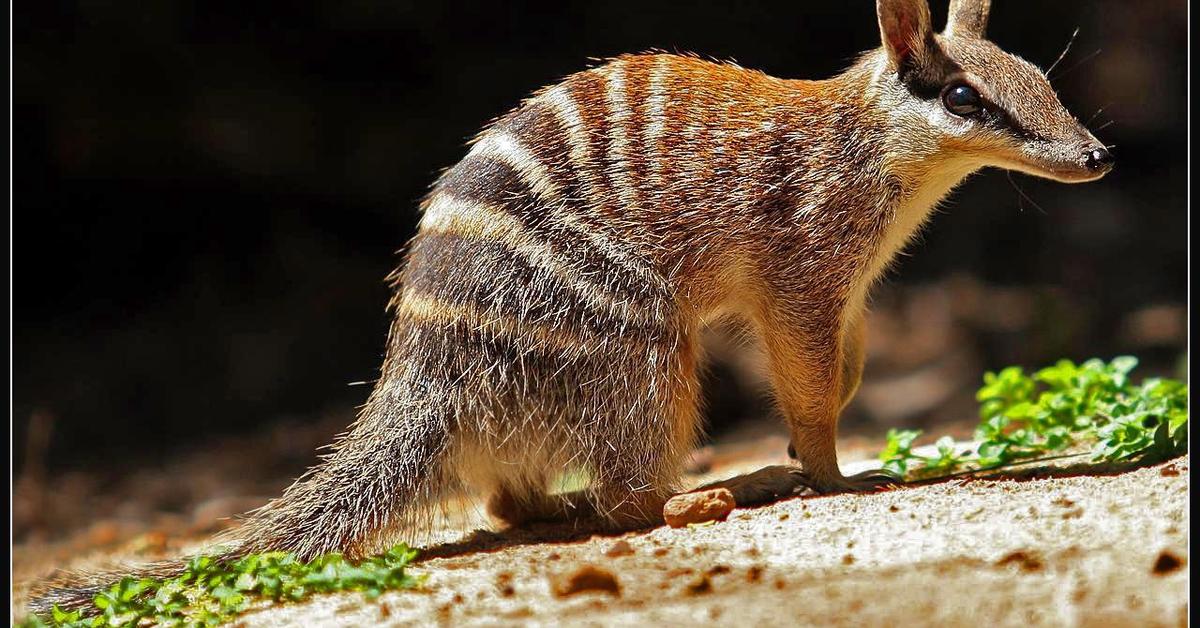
[945, 0, 991, 38]
[877, 0, 935, 69]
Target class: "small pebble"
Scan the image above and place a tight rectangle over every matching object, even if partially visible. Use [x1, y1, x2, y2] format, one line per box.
[664, 488, 736, 527]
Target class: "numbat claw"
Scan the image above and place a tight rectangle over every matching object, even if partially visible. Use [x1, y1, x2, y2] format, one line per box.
[846, 468, 904, 488]
[700, 465, 902, 508]
[702, 465, 815, 507]
[780, 468, 903, 496]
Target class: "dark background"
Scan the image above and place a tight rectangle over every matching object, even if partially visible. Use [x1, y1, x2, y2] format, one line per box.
[14, 1, 1187, 475]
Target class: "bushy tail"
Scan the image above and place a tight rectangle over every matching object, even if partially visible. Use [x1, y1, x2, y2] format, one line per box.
[231, 401, 454, 559]
[27, 399, 453, 617]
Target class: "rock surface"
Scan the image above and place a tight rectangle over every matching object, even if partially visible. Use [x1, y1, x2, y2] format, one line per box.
[663, 488, 737, 528]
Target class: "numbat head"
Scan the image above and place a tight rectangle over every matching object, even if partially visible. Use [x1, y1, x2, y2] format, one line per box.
[32, 0, 1111, 614]
[873, 0, 1112, 183]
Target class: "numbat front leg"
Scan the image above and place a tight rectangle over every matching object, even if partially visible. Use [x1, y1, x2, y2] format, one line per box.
[754, 302, 901, 495]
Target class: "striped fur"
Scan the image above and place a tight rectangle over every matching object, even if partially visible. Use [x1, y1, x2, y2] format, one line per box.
[31, 0, 1113, 615]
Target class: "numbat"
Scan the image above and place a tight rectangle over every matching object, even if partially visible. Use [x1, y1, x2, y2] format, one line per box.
[35, 0, 1112, 612]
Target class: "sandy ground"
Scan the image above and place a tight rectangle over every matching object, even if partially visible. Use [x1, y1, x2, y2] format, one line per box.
[232, 457, 1189, 627]
[13, 422, 1188, 627]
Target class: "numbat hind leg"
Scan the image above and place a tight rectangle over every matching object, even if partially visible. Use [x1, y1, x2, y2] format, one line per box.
[484, 478, 656, 528]
[489, 357, 701, 530]
[486, 483, 563, 528]
[486, 482, 672, 529]
[553, 330, 700, 530]
[485, 423, 689, 530]
[486, 326, 701, 531]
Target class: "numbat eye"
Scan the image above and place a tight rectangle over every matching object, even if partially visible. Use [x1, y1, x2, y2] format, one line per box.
[942, 84, 983, 116]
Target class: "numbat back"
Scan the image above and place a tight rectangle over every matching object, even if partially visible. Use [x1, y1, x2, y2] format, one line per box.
[34, 0, 1112, 612]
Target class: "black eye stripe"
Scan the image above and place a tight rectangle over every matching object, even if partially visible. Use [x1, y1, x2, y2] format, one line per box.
[988, 107, 1041, 141]
[905, 66, 1041, 139]
[945, 85, 1042, 140]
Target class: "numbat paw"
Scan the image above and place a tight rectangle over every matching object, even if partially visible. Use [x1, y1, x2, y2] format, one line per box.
[701, 465, 814, 507]
[798, 468, 903, 495]
[701, 466, 902, 508]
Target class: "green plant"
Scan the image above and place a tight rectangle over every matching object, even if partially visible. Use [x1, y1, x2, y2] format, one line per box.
[21, 544, 421, 628]
[880, 356, 1188, 480]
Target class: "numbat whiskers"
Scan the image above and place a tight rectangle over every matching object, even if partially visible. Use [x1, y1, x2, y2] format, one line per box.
[32, 0, 1112, 614]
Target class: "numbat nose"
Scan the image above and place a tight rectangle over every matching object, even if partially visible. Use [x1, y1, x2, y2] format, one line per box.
[1084, 146, 1115, 172]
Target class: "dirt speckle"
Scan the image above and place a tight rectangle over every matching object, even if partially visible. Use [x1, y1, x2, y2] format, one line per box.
[496, 572, 515, 597]
[747, 565, 764, 582]
[996, 550, 1045, 572]
[1057, 545, 1084, 560]
[1152, 551, 1184, 575]
[842, 554, 855, 565]
[686, 574, 713, 595]
[552, 565, 621, 597]
[1060, 507, 1084, 519]
[604, 540, 635, 558]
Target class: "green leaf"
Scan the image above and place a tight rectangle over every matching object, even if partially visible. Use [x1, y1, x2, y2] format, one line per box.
[32, 544, 422, 627]
[880, 356, 1187, 481]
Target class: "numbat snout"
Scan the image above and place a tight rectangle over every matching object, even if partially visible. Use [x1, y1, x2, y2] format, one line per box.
[34, 0, 1113, 613]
